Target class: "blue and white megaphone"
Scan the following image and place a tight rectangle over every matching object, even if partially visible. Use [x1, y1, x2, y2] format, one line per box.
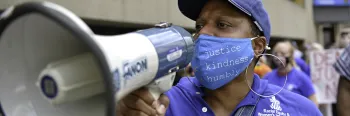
[0, 1, 194, 116]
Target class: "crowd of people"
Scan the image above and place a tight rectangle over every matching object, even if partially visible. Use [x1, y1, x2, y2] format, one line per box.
[179, 40, 350, 116]
[176, 24, 350, 116]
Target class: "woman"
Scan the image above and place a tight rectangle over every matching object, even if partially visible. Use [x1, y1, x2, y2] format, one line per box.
[117, 0, 322, 115]
[263, 41, 318, 107]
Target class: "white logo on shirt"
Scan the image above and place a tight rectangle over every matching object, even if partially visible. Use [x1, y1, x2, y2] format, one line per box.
[270, 96, 282, 111]
[258, 96, 290, 116]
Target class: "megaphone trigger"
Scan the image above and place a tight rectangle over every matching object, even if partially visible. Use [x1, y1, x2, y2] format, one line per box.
[145, 65, 179, 100]
[146, 72, 177, 100]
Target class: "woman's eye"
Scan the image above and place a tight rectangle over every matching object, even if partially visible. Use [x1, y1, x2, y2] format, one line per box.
[217, 22, 230, 29]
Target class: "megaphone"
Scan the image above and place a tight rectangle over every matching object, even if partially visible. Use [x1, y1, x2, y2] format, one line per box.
[0, 1, 194, 116]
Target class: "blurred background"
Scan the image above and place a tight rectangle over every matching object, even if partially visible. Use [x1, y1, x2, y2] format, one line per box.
[0, 0, 349, 116]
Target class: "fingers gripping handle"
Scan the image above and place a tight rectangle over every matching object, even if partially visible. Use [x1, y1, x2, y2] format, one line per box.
[146, 72, 176, 100]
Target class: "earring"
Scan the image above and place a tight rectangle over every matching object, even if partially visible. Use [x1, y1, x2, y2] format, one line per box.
[244, 53, 288, 98]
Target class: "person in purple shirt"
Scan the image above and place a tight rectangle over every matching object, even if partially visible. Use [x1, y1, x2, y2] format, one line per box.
[263, 41, 318, 107]
[116, 0, 322, 116]
[294, 57, 311, 76]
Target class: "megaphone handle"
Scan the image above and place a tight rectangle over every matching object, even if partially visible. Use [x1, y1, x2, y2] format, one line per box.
[146, 72, 176, 100]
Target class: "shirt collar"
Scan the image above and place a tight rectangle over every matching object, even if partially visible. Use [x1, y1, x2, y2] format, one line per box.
[236, 74, 266, 107]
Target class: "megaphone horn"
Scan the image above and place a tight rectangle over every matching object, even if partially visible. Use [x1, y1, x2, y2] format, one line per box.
[0, 2, 116, 116]
[0, 1, 194, 116]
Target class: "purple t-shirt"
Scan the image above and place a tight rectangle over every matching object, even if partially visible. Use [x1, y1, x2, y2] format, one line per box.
[263, 68, 315, 98]
[165, 74, 321, 116]
[294, 58, 311, 76]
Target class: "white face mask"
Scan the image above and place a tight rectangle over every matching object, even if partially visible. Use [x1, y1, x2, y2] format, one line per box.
[339, 37, 350, 48]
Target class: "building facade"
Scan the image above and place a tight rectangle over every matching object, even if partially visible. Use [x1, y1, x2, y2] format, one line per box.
[314, 0, 350, 49]
[0, 0, 316, 43]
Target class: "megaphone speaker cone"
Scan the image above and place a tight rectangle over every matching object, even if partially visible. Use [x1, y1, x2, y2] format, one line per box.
[0, 2, 114, 116]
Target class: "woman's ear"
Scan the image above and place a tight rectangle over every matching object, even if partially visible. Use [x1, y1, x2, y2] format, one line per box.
[252, 36, 267, 58]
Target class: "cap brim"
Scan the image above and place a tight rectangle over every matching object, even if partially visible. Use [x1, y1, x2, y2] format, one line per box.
[178, 0, 208, 21]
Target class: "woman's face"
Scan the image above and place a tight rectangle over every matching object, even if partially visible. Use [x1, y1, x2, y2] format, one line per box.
[272, 43, 292, 68]
[194, 0, 267, 62]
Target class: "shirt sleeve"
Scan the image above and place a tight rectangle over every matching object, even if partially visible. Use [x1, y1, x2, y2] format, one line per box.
[333, 46, 350, 80]
[299, 72, 315, 97]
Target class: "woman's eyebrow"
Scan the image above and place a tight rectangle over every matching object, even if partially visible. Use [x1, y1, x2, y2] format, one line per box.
[218, 16, 244, 25]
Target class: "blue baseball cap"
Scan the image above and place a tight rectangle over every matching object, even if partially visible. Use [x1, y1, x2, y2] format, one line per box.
[178, 0, 271, 45]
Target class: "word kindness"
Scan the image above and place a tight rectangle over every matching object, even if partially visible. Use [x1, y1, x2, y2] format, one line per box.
[205, 57, 249, 70]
